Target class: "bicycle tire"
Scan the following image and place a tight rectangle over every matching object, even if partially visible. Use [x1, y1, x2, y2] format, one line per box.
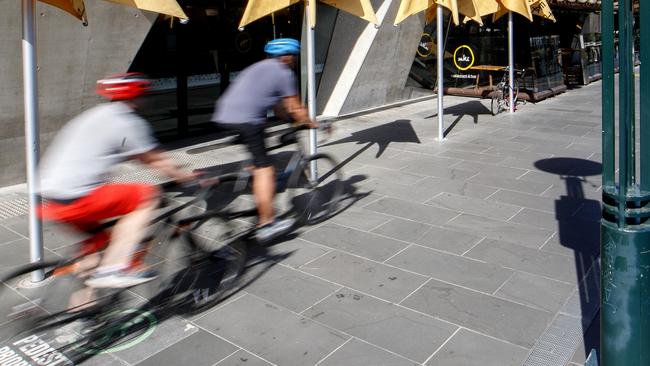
[512, 78, 520, 106]
[491, 90, 503, 116]
[286, 153, 344, 225]
[0, 259, 117, 343]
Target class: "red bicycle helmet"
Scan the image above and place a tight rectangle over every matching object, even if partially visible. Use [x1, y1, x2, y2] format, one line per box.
[96, 73, 151, 101]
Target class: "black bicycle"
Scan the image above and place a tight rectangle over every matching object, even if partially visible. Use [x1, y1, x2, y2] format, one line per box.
[491, 67, 527, 115]
[0, 178, 248, 359]
[205, 123, 345, 239]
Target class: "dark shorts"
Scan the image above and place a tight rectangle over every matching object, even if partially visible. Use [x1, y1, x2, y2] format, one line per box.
[218, 122, 272, 167]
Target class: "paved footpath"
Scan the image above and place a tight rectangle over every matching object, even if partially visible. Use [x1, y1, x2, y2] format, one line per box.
[0, 81, 603, 366]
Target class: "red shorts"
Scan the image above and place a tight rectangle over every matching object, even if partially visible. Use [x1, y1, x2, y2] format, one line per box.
[38, 184, 158, 255]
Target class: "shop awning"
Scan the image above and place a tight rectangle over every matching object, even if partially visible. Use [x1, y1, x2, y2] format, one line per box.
[38, 0, 188, 24]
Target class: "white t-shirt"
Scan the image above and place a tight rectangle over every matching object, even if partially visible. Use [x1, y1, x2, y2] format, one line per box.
[39, 102, 157, 199]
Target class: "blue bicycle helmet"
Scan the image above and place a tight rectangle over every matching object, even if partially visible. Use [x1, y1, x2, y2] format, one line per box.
[264, 38, 301, 56]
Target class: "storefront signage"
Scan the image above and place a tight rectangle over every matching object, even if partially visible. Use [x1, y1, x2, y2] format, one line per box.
[453, 45, 475, 71]
[417, 33, 434, 58]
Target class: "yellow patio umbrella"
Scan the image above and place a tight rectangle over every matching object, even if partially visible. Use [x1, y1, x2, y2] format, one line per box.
[239, 0, 378, 29]
[493, 0, 555, 22]
[21, 0, 187, 281]
[40, 0, 188, 24]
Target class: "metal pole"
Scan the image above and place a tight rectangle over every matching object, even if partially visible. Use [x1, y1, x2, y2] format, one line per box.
[306, 1, 318, 180]
[22, 0, 44, 282]
[436, 4, 444, 141]
[508, 11, 515, 113]
[272, 13, 277, 39]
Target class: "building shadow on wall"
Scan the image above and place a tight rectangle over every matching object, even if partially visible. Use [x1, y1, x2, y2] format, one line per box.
[425, 100, 492, 137]
[534, 157, 601, 362]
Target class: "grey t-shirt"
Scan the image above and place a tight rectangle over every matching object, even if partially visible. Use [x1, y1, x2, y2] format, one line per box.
[212, 58, 297, 124]
[39, 102, 157, 199]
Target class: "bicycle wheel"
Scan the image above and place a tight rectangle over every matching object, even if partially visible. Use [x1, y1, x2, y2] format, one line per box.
[512, 78, 520, 106]
[152, 217, 247, 314]
[0, 258, 119, 346]
[285, 153, 344, 225]
[491, 90, 504, 116]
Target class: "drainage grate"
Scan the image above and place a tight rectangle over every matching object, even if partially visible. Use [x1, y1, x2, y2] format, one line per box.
[0, 197, 29, 220]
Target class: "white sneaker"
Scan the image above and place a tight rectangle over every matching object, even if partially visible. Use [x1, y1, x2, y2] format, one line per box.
[85, 269, 157, 288]
[255, 218, 296, 243]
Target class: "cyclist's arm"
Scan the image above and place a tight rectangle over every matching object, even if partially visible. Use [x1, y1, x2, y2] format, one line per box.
[281, 95, 318, 129]
[136, 150, 196, 182]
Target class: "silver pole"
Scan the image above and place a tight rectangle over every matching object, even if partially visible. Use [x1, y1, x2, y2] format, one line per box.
[22, 0, 44, 282]
[272, 13, 277, 39]
[436, 4, 444, 141]
[306, 2, 318, 180]
[508, 11, 515, 113]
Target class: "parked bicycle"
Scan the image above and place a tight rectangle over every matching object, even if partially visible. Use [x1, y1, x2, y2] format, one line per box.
[491, 67, 527, 115]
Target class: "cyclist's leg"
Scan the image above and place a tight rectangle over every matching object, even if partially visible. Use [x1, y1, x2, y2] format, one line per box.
[91, 184, 160, 271]
[237, 123, 276, 226]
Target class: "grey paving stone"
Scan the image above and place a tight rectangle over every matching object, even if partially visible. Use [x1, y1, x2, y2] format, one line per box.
[389, 244, 513, 293]
[215, 350, 272, 366]
[413, 176, 499, 199]
[401, 279, 551, 348]
[482, 147, 552, 161]
[495, 271, 574, 313]
[427, 192, 522, 221]
[0, 226, 22, 245]
[301, 223, 408, 262]
[371, 219, 432, 243]
[329, 207, 393, 231]
[111, 316, 199, 365]
[300, 251, 428, 303]
[351, 165, 425, 186]
[264, 237, 331, 269]
[401, 161, 477, 181]
[318, 338, 420, 366]
[467, 137, 530, 151]
[508, 208, 559, 230]
[510, 135, 571, 149]
[452, 161, 528, 179]
[414, 225, 483, 255]
[426, 329, 529, 366]
[435, 149, 508, 164]
[238, 264, 339, 313]
[0, 239, 60, 273]
[358, 179, 443, 203]
[195, 294, 349, 366]
[488, 189, 582, 215]
[466, 239, 578, 283]
[445, 214, 554, 249]
[365, 197, 460, 226]
[305, 289, 456, 363]
[467, 173, 552, 195]
[136, 330, 237, 366]
[1, 219, 84, 250]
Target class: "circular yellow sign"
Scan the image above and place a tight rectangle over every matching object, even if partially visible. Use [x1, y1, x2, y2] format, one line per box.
[453, 45, 475, 71]
[417, 33, 434, 58]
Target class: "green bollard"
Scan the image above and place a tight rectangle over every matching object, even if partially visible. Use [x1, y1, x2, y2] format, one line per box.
[600, 0, 650, 364]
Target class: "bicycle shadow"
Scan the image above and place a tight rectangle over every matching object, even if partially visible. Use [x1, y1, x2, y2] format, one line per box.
[533, 157, 601, 363]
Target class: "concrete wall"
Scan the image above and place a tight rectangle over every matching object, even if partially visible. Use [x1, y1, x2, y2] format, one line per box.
[0, 1, 155, 185]
[316, 0, 424, 116]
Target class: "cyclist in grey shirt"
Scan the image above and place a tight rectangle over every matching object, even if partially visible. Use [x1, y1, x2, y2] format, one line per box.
[212, 38, 319, 242]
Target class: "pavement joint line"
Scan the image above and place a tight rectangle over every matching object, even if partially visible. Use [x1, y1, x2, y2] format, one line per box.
[396, 277, 431, 306]
[313, 337, 353, 366]
[422, 326, 461, 365]
[460, 237, 488, 257]
[1, 223, 28, 240]
[365, 217, 397, 234]
[482, 188, 502, 200]
[297, 285, 344, 315]
[189, 311, 280, 366]
[381, 244, 414, 265]
[210, 348, 243, 366]
[296, 249, 336, 270]
[190, 291, 248, 322]
[491, 271, 516, 296]
[505, 206, 526, 223]
[243, 292, 425, 365]
[443, 212, 463, 226]
[538, 230, 559, 250]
